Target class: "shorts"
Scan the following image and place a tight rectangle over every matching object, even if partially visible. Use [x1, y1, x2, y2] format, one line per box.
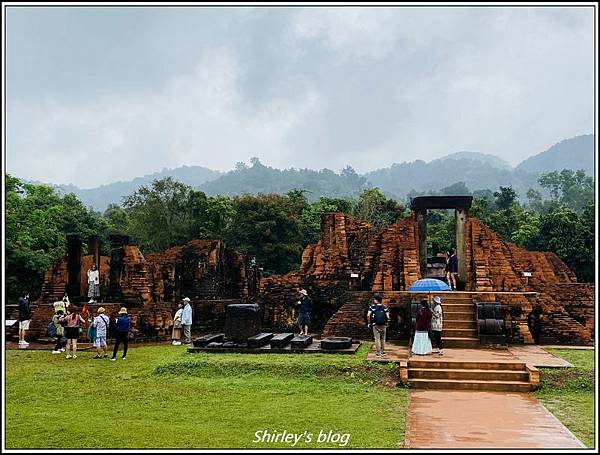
[65, 327, 79, 340]
[19, 320, 30, 330]
[298, 313, 311, 326]
[93, 336, 107, 348]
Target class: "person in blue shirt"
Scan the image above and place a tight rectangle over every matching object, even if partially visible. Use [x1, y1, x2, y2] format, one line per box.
[111, 307, 130, 361]
[181, 297, 193, 344]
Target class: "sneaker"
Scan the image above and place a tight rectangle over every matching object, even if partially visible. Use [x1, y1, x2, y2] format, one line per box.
[438, 351, 444, 356]
[89, 299, 94, 304]
[60, 348, 66, 352]
[122, 357, 126, 360]
[72, 355, 77, 359]
[66, 354, 72, 359]
[93, 355, 101, 359]
[110, 358, 116, 361]
[52, 350, 61, 354]
[103, 354, 108, 358]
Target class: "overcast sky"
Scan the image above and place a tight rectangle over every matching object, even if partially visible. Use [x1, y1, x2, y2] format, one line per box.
[5, 6, 595, 188]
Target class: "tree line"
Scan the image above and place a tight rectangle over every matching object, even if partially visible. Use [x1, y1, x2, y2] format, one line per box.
[5, 169, 594, 302]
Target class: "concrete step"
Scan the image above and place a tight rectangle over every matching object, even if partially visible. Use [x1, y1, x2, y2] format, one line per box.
[439, 303, 473, 312]
[408, 360, 527, 371]
[442, 328, 478, 338]
[443, 320, 478, 329]
[409, 368, 529, 382]
[441, 337, 479, 348]
[409, 378, 531, 392]
[443, 310, 475, 319]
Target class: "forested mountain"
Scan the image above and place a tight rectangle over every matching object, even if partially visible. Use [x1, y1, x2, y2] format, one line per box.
[51, 165, 221, 211]
[27, 135, 594, 211]
[516, 134, 594, 175]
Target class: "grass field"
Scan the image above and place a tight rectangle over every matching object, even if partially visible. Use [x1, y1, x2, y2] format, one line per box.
[535, 349, 596, 448]
[5, 344, 408, 449]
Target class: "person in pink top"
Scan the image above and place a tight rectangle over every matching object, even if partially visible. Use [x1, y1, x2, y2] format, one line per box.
[60, 306, 86, 359]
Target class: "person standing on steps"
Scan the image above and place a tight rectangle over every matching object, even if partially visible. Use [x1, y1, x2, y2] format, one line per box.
[181, 297, 193, 344]
[296, 289, 312, 336]
[412, 300, 433, 356]
[87, 264, 100, 303]
[18, 291, 31, 347]
[367, 294, 390, 357]
[431, 295, 444, 355]
[446, 249, 458, 291]
[111, 307, 130, 361]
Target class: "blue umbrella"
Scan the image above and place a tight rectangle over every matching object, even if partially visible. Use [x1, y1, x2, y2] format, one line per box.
[408, 278, 450, 292]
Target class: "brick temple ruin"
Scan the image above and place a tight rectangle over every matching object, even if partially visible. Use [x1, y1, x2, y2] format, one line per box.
[17, 196, 594, 346]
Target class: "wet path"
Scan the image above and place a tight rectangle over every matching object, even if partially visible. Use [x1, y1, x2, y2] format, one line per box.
[405, 390, 585, 449]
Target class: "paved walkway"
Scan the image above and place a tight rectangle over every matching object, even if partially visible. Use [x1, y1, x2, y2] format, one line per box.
[365, 343, 578, 368]
[508, 345, 573, 368]
[405, 390, 585, 449]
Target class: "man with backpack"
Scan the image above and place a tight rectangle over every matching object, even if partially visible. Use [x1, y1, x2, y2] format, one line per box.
[367, 294, 390, 357]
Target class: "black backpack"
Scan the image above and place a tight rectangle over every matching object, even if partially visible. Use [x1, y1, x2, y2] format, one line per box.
[372, 305, 387, 325]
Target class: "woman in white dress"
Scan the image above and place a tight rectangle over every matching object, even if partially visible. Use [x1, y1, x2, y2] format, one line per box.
[412, 300, 433, 355]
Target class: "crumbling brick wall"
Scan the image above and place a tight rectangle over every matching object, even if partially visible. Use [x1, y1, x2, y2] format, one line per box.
[466, 219, 594, 344]
[255, 213, 421, 332]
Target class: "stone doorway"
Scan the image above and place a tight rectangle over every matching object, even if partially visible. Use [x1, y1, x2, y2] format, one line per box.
[411, 196, 473, 289]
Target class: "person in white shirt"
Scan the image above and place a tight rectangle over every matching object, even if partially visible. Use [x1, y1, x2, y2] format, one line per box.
[172, 302, 184, 345]
[92, 307, 110, 359]
[431, 296, 444, 355]
[87, 264, 100, 303]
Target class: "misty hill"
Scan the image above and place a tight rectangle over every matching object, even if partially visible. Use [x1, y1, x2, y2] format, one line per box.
[436, 151, 513, 170]
[198, 160, 369, 201]
[55, 165, 221, 212]
[365, 155, 538, 201]
[516, 134, 594, 175]
[32, 134, 594, 211]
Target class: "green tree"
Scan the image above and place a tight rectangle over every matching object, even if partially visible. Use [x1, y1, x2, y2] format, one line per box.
[226, 194, 304, 274]
[5, 175, 107, 300]
[354, 188, 406, 228]
[123, 177, 201, 252]
[538, 169, 594, 212]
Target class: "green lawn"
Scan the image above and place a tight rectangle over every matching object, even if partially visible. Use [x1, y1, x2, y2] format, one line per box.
[534, 348, 596, 448]
[5, 344, 408, 449]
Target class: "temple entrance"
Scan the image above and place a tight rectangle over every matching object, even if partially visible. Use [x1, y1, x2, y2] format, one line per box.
[410, 196, 473, 290]
[425, 209, 456, 281]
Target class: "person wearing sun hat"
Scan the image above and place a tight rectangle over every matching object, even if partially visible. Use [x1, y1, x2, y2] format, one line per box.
[431, 296, 444, 355]
[295, 289, 312, 336]
[92, 307, 110, 359]
[181, 297, 193, 344]
[111, 307, 130, 361]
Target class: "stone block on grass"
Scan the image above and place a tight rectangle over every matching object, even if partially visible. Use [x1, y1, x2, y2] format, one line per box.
[224, 304, 261, 343]
[290, 335, 313, 349]
[270, 333, 294, 348]
[248, 333, 273, 348]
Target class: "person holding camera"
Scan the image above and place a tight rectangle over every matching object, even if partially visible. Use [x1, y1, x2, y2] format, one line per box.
[367, 295, 390, 357]
[296, 289, 312, 336]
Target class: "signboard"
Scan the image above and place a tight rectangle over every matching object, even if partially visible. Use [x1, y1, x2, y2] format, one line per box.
[523, 272, 532, 277]
[350, 273, 359, 278]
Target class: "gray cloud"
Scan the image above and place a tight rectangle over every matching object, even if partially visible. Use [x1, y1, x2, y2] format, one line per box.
[6, 6, 594, 187]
